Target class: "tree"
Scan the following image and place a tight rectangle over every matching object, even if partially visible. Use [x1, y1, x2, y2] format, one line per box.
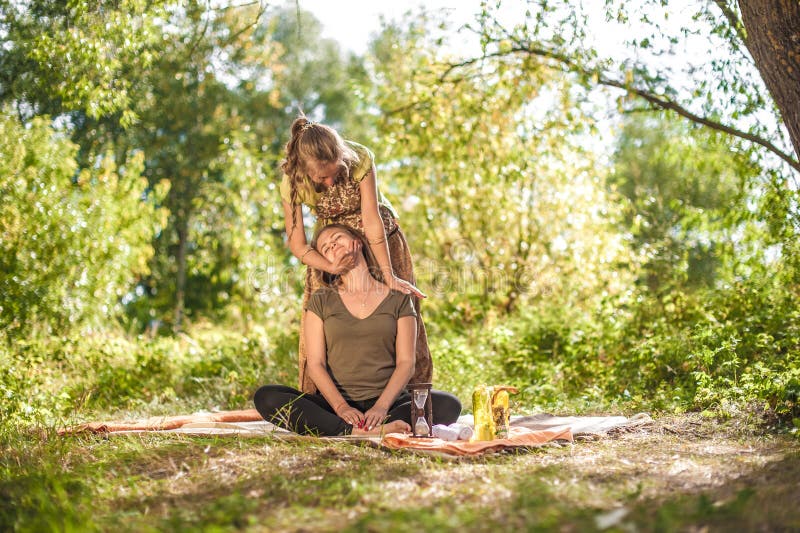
[610, 113, 758, 294]
[440, 0, 800, 289]
[0, 0, 166, 124]
[737, 0, 800, 161]
[368, 14, 634, 325]
[127, 1, 275, 331]
[120, 2, 371, 331]
[465, 1, 799, 172]
[262, 6, 371, 135]
[0, 110, 167, 337]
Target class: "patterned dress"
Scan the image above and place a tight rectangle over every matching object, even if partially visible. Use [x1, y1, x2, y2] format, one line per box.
[280, 141, 433, 394]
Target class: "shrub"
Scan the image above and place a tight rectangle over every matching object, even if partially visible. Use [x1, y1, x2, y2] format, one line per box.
[0, 109, 167, 338]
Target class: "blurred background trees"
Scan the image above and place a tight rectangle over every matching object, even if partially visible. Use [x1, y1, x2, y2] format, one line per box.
[370, 14, 634, 324]
[0, 112, 167, 337]
[1, 0, 798, 424]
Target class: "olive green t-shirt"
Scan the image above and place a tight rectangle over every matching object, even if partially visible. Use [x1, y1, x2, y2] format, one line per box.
[306, 287, 417, 401]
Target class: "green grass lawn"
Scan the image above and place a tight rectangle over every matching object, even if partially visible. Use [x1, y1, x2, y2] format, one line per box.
[2, 414, 799, 532]
[3, 325, 799, 531]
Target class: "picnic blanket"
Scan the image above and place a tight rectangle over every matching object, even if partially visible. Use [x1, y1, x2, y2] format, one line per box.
[58, 409, 264, 434]
[59, 409, 652, 457]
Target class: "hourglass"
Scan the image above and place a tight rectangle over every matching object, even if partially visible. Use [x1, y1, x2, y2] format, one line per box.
[407, 382, 433, 437]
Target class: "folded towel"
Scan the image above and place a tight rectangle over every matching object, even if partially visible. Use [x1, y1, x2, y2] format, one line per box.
[432, 423, 474, 441]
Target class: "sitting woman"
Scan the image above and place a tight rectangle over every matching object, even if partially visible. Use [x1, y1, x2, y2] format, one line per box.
[254, 224, 462, 436]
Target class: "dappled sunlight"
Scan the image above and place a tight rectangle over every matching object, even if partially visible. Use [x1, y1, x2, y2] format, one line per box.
[2, 0, 800, 530]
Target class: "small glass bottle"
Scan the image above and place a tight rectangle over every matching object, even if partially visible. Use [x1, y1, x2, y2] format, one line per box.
[472, 385, 519, 441]
[491, 387, 517, 439]
[472, 385, 495, 441]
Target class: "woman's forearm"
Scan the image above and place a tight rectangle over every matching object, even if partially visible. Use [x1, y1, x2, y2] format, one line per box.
[283, 199, 336, 273]
[359, 169, 396, 278]
[364, 223, 394, 278]
[377, 315, 417, 408]
[297, 246, 336, 273]
[374, 361, 414, 409]
[307, 363, 349, 413]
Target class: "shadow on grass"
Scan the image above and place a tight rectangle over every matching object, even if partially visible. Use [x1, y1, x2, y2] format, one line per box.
[346, 449, 800, 532]
[623, 450, 800, 531]
[4, 429, 800, 532]
[95, 436, 426, 530]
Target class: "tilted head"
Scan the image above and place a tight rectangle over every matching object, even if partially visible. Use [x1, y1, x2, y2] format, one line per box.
[281, 116, 358, 192]
[311, 224, 384, 287]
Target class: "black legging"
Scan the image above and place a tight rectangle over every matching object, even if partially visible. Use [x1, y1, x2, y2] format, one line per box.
[253, 384, 462, 436]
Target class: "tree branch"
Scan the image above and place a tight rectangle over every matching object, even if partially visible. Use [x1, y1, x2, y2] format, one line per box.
[225, 1, 269, 44]
[600, 74, 800, 172]
[712, 0, 749, 45]
[444, 46, 800, 173]
[185, 1, 212, 61]
[216, 1, 264, 10]
[383, 98, 432, 116]
[186, 0, 268, 60]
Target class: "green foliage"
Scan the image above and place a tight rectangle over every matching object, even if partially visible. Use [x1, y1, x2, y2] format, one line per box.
[264, 5, 372, 133]
[611, 114, 756, 291]
[0, 320, 299, 430]
[2, 1, 366, 331]
[2, 3, 800, 529]
[686, 282, 800, 419]
[1, 0, 799, 436]
[101, 2, 366, 329]
[0, 0, 166, 121]
[0, 110, 167, 337]
[0, 339, 73, 430]
[370, 12, 634, 326]
[477, 1, 797, 168]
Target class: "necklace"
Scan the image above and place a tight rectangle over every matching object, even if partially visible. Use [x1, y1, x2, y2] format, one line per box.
[341, 281, 374, 311]
[358, 288, 369, 308]
[363, 292, 371, 307]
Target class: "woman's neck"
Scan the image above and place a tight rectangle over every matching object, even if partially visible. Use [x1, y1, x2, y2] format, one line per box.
[339, 263, 377, 293]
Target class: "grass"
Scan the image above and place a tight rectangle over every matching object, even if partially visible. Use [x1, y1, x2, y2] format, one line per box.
[2, 321, 799, 531]
[2, 414, 799, 532]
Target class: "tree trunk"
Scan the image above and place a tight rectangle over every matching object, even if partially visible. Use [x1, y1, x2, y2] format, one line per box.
[174, 216, 189, 333]
[739, 0, 800, 164]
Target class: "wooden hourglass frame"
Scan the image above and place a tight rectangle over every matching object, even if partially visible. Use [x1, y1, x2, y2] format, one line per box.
[407, 382, 433, 437]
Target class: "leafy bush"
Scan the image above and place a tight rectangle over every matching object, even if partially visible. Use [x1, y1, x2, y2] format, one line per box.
[530, 270, 799, 419]
[0, 110, 167, 338]
[685, 282, 800, 419]
[1, 318, 300, 430]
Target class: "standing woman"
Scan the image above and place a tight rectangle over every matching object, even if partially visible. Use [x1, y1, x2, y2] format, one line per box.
[279, 116, 432, 394]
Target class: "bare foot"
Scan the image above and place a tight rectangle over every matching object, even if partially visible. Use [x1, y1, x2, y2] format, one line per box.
[351, 420, 410, 436]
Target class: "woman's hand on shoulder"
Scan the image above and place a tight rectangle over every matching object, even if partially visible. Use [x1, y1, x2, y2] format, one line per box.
[387, 275, 426, 299]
